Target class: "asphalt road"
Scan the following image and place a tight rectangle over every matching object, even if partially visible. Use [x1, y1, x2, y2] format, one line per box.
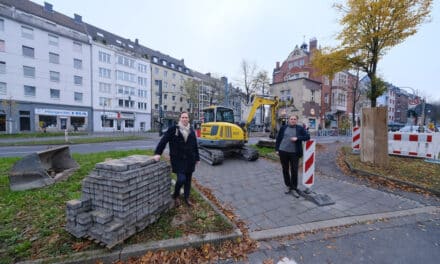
[0, 135, 350, 157]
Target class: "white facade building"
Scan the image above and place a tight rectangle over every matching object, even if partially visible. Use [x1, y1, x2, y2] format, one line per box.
[89, 37, 152, 132]
[0, 1, 92, 133]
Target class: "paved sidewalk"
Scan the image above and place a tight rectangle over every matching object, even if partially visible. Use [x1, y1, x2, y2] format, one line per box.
[193, 142, 439, 240]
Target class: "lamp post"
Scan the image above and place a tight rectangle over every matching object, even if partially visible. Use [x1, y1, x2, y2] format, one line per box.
[155, 80, 163, 136]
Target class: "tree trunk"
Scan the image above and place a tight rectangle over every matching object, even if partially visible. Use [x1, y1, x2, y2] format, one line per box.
[360, 107, 388, 167]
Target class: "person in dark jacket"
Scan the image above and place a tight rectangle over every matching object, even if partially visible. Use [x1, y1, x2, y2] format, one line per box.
[153, 112, 200, 206]
[275, 114, 310, 198]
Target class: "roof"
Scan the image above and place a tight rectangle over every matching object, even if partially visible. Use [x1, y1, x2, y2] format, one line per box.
[0, 0, 87, 33]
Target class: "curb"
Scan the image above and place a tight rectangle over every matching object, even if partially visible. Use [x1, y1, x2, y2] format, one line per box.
[249, 206, 440, 241]
[18, 230, 242, 264]
[344, 158, 440, 197]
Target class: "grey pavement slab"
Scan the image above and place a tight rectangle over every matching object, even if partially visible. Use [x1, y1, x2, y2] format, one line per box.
[194, 155, 428, 235]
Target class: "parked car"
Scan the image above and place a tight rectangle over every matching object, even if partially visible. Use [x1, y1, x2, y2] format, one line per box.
[398, 125, 438, 133]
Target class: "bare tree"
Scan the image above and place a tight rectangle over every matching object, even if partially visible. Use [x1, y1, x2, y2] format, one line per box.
[239, 59, 257, 104]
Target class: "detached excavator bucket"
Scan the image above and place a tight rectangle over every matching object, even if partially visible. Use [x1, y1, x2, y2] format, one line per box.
[9, 145, 79, 191]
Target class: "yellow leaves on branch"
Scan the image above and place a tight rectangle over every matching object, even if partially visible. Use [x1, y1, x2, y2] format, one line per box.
[335, 0, 433, 53]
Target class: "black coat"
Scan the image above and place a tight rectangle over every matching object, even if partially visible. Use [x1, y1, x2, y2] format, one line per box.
[275, 125, 310, 157]
[154, 125, 200, 173]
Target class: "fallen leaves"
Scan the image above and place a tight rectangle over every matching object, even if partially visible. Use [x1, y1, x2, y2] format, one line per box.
[338, 147, 440, 196]
[121, 179, 258, 263]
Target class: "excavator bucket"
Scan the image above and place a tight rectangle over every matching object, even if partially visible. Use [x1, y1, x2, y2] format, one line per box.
[9, 145, 79, 191]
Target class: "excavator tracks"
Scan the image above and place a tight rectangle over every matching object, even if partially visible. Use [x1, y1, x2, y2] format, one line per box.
[198, 145, 259, 165]
[199, 146, 224, 165]
[238, 146, 259, 161]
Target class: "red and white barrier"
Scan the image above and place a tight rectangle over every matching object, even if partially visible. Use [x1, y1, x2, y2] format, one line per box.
[388, 132, 440, 160]
[352, 126, 360, 151]
[302, 139, 315, 188]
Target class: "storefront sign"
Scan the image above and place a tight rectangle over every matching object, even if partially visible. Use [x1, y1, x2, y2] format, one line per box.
[35, 108, 88, 117]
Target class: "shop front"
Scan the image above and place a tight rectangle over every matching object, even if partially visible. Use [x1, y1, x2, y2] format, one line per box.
[99, 111, 137, 132]
[35, 108, 89, 132]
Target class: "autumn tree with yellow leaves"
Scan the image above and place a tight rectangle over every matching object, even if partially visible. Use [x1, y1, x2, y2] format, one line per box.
[334, 0, 432, 107]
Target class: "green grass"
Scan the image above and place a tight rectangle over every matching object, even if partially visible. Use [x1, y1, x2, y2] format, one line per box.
[0, 132, 88, 139]
[0, 135, 146, 146]
[342, 146, 440, 193]
[0, 150, 232, 264]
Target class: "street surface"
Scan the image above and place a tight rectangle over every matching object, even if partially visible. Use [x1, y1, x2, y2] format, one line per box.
[1, 135, 438, 264]
[0, 134, 349, 157]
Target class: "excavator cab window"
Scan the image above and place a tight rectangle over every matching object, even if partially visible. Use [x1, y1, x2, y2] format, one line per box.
[216, 107, 234, 123]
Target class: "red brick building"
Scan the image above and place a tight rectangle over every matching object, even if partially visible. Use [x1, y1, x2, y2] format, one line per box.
[272, 38, 357, 129]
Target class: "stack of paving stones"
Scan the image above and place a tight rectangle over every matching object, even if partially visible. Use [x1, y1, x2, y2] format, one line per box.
[65, 155, 172, 248]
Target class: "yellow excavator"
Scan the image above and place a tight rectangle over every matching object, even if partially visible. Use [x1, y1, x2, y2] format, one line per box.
[197, 95, 280, 165]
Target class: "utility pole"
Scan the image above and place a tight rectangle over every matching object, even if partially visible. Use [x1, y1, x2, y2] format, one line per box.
[155, 80, 163, 136]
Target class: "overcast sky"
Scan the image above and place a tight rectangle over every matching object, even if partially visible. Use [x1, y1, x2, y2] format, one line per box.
[34, 0, 440, 102]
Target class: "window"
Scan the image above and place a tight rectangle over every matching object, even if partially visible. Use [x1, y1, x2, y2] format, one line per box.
[74, 75, 82, 85]
[49, 52, 59, 64]
[138, 63, 147, 73]
[0, 61, 5, 74]
[74, 58, 82, 69]
[22, 46, 34, 58]
[24, 85, 36, 96]
[23, 66, 35, 78]
[164, 70, 168, 77]
[0, 82, 6, 95]
[116, 55, 134, 68]
[50, 88, 60, 99]
[99, 82, 111, 93]
[0, 39, 4, 52]
[74, 92, 83, 102]
[50, 71, 60, 82]
[98, 51, 111, 63]
[155, 67, 159, 74]
[138, 77, 148, 86]
[21, 26, 34, 39]
[125, 119, 134, 128]
[99, 97, 111, 106]
[153, 57, 158, 63]
[48, 34, 59, 46]
[99, 67, 111, 78]
[73, 41, 82, 52]
[0, 19, 4, 31]
[116, 70, 135, 82]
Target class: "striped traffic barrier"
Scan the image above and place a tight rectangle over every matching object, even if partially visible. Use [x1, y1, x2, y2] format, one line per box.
[352, 126, 360, 152]
[388, 132, 440, 160]
[302, 139, 315, 188]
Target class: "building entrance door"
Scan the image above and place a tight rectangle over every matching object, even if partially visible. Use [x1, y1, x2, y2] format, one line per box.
[60, 118, 67, 130]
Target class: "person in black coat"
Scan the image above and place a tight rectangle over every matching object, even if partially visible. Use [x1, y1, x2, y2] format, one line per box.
[153, 112, 200, 206]
[275, 114, 310, 197]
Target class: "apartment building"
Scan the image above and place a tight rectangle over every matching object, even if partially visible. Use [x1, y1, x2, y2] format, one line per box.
[139, 47, 192, 131]
[0, 0, 92, 133]
[85, 24, 152, 132]
[270, 78, 322, 130]
[272, 38, 358, 129]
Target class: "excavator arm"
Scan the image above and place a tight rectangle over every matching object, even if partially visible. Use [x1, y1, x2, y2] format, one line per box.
[244, 95, 280, 137]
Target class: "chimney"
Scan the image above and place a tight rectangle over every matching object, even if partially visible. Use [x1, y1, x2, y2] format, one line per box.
[74, 14, 82, 23]
[309, 37, 317, 51]
[135, 38, 139, 45]
[205, 73, 211, 77]
[276, 61, 280, 69]
[44, 2, 53, 12]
